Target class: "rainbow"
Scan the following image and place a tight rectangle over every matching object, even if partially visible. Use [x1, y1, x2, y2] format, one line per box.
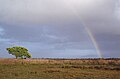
[85, 27, 103, 58]
[64, 1, 103, 58]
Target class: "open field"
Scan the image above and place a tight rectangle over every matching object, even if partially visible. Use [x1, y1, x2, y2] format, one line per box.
[0, 58, 120, 79]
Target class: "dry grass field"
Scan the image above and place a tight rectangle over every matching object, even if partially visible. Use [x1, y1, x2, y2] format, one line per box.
[0, 58, 120, 79]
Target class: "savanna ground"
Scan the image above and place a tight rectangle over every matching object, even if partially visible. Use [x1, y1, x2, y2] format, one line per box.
[0, 58, 120, 79]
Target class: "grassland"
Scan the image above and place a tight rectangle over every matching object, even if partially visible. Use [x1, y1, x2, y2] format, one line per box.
[0, 58, 120, 79]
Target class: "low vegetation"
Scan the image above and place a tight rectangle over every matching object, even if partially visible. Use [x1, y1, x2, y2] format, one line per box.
[0, 58, 120, 79]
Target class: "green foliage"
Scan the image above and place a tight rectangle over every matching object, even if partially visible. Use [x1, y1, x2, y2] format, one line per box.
[6, 46, 32, 59]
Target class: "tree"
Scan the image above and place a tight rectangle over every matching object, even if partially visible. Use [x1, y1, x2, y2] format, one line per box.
[6, 46, 32, 59]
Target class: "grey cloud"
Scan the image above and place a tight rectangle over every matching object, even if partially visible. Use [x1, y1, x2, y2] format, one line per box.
[0, 0, 118, 25]
[0, 27, 4, 35]
[0, 0, 120, 58]
[115, 0, 120, 20]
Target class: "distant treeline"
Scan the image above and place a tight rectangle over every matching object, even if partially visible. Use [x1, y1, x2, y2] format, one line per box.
[31, 58, 120, 60]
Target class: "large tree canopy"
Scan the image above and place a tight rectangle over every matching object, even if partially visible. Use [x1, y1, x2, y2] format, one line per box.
[6, 46, 32, 59]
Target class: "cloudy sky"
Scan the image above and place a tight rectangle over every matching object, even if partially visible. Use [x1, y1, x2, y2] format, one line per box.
[0, 0, 120, 58]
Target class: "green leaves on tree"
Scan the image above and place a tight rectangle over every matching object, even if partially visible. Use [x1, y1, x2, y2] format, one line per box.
[6, 46, 32, 59]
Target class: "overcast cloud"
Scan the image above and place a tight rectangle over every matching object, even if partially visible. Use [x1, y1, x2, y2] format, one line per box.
[0, 0, 120, 58]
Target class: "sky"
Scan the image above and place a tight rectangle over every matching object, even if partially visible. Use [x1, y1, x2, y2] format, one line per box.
[0, 0, 120, 58]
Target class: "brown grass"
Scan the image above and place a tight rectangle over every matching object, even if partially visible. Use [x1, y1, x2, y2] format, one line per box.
[0, 58, 120, 79]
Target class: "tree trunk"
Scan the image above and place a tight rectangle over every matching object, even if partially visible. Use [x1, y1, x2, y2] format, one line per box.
[16, 56, 18, 59]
